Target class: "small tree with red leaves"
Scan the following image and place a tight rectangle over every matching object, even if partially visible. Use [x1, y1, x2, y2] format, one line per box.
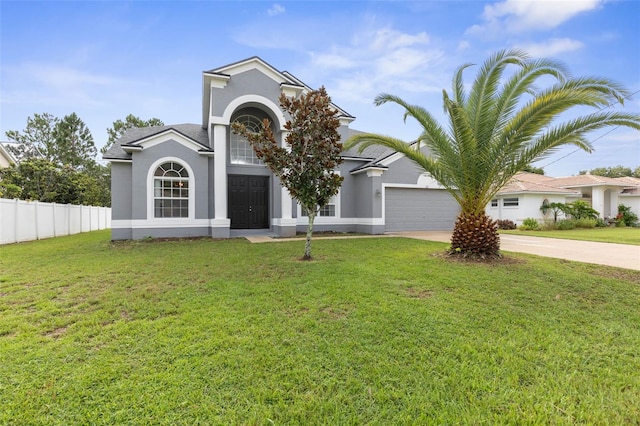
[232, 86, 344, 260]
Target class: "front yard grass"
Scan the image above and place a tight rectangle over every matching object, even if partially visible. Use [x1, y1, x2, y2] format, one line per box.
[1, 230, 639, 424]
[502, 226, 640, 245]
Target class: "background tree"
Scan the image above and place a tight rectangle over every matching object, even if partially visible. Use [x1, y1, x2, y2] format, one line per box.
[522, 165, 545, 175]
[232, 87, 343, 260]
[346, 49, 640, 258]
[0, 159, 60, 202]
[6, 112, 97, 170]
[5, 112, 58, 161]
[54, 113, 97, 170]
[0, 158, 110, 206]
[102, 114, 164, 154]
[579, 165, 638, 178]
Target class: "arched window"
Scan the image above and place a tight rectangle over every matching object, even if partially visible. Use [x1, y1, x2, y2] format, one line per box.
[153, 161, 189, 218]
[230, 114, 263, 165]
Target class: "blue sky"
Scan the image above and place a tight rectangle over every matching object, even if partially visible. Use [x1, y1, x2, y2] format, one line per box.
[1, 0, 638, 176]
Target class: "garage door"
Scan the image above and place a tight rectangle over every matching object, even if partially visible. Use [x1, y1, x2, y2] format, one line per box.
[385, 188, 460, 231]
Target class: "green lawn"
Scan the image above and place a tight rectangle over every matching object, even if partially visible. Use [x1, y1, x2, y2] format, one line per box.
[1, 230, 639, 424]
[501, 226, 640, 245]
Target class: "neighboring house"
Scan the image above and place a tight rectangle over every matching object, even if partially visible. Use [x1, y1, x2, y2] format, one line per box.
[0, 142, 18, 168]
[487, 172, 640, 224]
[0, 141, 41, 167]
[103, 57, 460, 240]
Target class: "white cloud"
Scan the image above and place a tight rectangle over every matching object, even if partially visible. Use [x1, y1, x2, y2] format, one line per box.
[468, 0, 602, 36]
[267, 3, 285, 17]
[306, 26, 444, 101]
[370, 28, 430, 51]
[457, 40, 471, 51]
[517, 38, 584, 57]
[2, 63, 128, 109]
[310, 52, 357, 70]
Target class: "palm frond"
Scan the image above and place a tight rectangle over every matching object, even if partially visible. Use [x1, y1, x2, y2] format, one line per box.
[348, 50, 640, 221]
[518, 111, 640, 165]
[452, 62, 474, 105]
[374, 94, 447, 141]
[465, 49, 529, 145]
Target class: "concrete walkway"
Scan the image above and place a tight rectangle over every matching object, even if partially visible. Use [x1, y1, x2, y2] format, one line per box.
[391, 231, 640, 271]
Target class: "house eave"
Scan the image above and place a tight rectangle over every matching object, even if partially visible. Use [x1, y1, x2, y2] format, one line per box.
[104, 157, 133, 163]
[341, 156, 375, 162]
[350, 166, 389, 176]
[560, 182, 630, 189]
[121, 145, 143, 153]
[496, 190, 580, 196]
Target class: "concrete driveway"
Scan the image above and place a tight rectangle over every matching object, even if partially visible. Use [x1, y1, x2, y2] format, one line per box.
[391, 231, 640, 271]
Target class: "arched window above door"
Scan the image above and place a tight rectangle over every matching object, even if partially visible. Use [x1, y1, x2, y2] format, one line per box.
[230, 114, 263, 165]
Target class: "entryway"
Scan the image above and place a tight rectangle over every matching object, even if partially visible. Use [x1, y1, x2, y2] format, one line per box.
[228, 175, 269, 229]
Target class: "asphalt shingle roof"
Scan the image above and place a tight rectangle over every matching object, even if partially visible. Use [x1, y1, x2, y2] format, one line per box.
[103, 124, 209, 160]
[497, 172, 640, 195]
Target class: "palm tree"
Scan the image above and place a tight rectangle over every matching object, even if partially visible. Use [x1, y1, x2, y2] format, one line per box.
[345, 49, 640, 257]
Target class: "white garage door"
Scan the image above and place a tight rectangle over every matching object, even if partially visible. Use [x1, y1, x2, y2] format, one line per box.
[385, 188, 460, 231]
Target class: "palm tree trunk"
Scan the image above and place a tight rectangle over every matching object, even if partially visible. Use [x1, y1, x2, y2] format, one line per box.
[303, 211, 316, 260]
[450, 212, 500, 257]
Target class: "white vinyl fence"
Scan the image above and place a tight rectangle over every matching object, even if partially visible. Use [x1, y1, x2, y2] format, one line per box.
[0, 198, 111, 245]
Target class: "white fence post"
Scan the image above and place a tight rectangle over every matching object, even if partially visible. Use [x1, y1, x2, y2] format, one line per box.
[35, 201, 39, 240]
[52, 202, 57, 237]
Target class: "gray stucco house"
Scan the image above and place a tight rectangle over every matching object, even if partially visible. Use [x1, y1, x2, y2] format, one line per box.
[103, 57, 460, 240]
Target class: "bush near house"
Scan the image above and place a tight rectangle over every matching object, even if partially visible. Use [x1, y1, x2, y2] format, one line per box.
[496, 219, 517, 230]
[564, 200, 599, 220]
[520, 218, 539, 230]
[617, 204, 638, 227]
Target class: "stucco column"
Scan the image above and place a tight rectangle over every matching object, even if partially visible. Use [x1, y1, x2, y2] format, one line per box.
[280, 130, 292, 219]
[592, 187, 605, 218]
[274, 130, 296, 236]
[213, 124, 229, 226]
[281, 187, 292, 219]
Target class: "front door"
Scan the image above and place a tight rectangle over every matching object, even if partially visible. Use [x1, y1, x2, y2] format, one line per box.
[228, 175, 269, 229]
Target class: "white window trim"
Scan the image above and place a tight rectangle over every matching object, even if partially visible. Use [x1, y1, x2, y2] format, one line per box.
[147, 157, 196, 221]
[503, 197, 519, 207]
[296, 173, 341, 223]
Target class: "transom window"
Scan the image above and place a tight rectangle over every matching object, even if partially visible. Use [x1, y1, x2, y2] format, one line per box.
[231, 114, 263, 165]
[153, 162, 189, 218]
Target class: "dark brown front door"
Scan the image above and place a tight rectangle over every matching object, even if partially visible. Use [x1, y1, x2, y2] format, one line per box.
[228, 175, 269, 229]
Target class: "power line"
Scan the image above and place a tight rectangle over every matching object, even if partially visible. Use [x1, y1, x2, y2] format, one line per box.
[539, 89, 640, 169]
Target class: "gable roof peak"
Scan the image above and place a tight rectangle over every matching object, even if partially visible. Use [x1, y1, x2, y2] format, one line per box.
[206, 56, 295, 84]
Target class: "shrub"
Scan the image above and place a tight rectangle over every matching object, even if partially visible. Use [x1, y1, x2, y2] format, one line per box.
[0, 182, 22, 199]
[496, 219, 517, 230]
[617, 204, 638, 227]
[540, 219, 557, 230]
[520, 218, 539, 230]
[564, 200, 599, 220]
[556, 219, 576, 230]
[540, 201, 566, 223]
[595, 218, 608, 228]
[574, 218, 597, 229]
